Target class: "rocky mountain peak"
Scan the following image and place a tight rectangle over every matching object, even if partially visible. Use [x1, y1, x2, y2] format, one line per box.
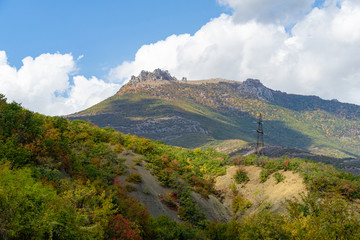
[238, 78, 274, 101]
[243, 79, 263, 87]
[129, 69, 177, 84]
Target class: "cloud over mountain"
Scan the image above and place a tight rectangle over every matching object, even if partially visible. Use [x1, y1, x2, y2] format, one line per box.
[110, 0, 360, 105]
[1, 0, 360, 114]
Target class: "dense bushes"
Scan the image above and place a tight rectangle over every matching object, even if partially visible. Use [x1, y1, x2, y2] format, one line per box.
[206, 193, 360, 240]
[0, 103, 126, 186]
[106, 214, 142, 240]
[298, 162, 360, 199]
[149, 215, 201, 240]
[0, 95, 218, 234]
[0, 97, 150, 239]
[0, 163, 112, 239]
[285, 193, 360, 239]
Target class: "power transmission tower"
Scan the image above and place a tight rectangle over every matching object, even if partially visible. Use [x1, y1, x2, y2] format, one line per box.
[255, 113, 265, 155]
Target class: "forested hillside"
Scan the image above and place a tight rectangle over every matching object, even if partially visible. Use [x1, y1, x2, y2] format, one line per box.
[2, 93, 360, 239]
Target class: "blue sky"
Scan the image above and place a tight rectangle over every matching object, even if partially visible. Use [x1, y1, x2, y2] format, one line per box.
[1, 0, 360, 115]
[0, 0, 228, 78]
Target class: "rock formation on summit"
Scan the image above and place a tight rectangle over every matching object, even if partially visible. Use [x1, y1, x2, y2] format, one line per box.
[238, 79, 274, 101]
[129, 69, 178, 85]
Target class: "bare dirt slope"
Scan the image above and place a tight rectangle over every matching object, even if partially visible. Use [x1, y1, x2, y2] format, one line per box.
[116, 150, 307, 222]
[116, 149, 231, 222]
[215, 166, 308, 216]
[116, 149, 179, 221]
[116, 149, 306, 222]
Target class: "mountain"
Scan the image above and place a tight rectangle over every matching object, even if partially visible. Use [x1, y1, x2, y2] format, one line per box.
[2, 93, 360, 239]
[67, 69, 360, 167]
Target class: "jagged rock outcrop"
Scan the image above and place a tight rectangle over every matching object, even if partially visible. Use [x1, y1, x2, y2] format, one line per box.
[126, 70, 273, 103]
[129, 69, 178, 85]
[238, 79, 274, 101]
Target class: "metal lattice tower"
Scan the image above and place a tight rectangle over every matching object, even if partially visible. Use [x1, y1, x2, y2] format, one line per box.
[255, 113, 265, 155]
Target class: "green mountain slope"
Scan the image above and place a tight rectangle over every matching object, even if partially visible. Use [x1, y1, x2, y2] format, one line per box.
[68, 69, 360, 160]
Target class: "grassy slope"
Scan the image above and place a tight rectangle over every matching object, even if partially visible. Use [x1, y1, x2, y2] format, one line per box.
[71, 93, 255, 147]
[69, 81, 360, 158]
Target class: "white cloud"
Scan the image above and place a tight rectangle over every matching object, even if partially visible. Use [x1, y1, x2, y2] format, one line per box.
[2, 0, 360, 116]
[272, 0, 360, 103]
[64, 75, 120, 112]
[109, 33, 192, 84]
[110, 0, 360, 106]
[110, 15, 288, 83]
[0, 51, 120, 116]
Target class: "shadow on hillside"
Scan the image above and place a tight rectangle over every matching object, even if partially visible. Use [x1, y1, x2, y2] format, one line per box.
[68, 97, 314, 150]
[262, 120, 313, 150]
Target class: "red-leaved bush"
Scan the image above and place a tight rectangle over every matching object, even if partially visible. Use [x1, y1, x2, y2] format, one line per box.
[106, 214, 141, 240]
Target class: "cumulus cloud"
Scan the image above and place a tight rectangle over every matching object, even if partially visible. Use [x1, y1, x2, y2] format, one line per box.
[110, 0, 360, 105]
[270, 0, 360, 103]
[109, 15, 289, 83]
[63, 75, 120, 113]
[0, 51, 120, 116]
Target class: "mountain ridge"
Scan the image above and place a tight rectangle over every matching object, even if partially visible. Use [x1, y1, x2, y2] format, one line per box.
[67, 69, 360, 169]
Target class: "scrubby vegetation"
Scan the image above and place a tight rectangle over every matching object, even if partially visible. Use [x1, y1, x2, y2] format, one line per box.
[0, 94, 155, 239]
[1, 94, 360, 239]
[126, 172, 142, 184]
[232, 194, 252, 216]
[122, 134, 228, 199]
[274, 172, 286, 183]
[0, 94, 220, 237]
[234, 168, 249, 184]
[235, 154, 360, 199]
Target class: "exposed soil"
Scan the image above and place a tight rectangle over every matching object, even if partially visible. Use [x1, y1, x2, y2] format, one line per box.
[116, 149, 232, 222]
[215, 166, 308, 217]
[116, 149, 179, 221]
[116, 149, 307, 222]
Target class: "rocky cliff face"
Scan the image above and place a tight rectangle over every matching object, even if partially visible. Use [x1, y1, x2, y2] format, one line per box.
[238, 79, 274, 101]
